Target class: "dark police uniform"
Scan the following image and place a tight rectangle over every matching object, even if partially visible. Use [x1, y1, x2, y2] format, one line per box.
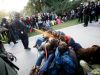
[83, 6, 90, 27]
[1, 18, 17, 44]
[95, 5, 100, 22]
[78, 6, 83, 23]
[13, 18, 30, 49]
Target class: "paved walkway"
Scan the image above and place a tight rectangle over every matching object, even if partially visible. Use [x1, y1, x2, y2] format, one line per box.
[4, 21, 100, 75]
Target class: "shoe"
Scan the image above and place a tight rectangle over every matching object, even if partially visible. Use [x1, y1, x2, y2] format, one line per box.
[33, 45, 37, 48]
[33, 45, 36, 48]
[90, 22, 92, 23]
[84, 24, 88, 27]
[25, 47, 31, 50]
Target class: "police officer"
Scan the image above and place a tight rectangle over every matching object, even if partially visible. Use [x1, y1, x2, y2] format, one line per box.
[83, 6, 90, 27]
[8, 20, 18, 44]
[89, 4, 95, 23]
[78, 4, 84, 23]
[1, 18, 9, 40]
[13, 13, 30, 50]
[95, 4, 100, 22]
[1, 18, 17, 44]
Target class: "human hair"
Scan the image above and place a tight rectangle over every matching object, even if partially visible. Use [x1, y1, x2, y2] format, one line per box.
[58, 41, 69, 53]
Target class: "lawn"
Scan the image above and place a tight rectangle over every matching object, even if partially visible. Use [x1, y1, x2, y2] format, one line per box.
[29, 19, 79, 36]
[53, 19, 79, 30]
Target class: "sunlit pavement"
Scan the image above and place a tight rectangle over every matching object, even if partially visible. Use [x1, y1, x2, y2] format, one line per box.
[4, 20, 100, 75]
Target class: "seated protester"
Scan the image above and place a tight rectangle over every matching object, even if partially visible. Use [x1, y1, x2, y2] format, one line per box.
[51, 20, 56, 26]
[49, 41, 77, 75]
[56, 17, 62, 25]
[52, 31, 65, 40]
[51, 30, 82, 52]
[57, 31, 100, 64]
[57, 31, 82, 51]
[38, 19, 43, 30]
[30, 38, 59, 75]
[30, 52, 54, 75]
[38, 37, 59, 56]
[57, 31, 65, 36]
[77, 45, 100, 64]
[30, 43, 55, 75]
[38, 43, 55, 75]
[33, 30, 53, 49]
[33, 36, 46, 49]
[38, 37, 59, 59]
[45, 19, 51, 29]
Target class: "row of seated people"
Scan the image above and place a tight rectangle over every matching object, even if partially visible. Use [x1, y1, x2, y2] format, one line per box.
[30, 30, 100, 75]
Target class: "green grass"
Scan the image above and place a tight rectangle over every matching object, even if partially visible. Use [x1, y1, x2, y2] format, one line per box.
[29, 19, 79, 37]
[52, 19, 79, 30]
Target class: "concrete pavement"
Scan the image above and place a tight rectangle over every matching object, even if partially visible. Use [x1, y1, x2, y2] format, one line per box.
[4, 21, 100, 75]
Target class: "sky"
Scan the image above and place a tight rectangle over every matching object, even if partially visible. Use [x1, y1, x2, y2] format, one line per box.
[0, 0, 29, 12]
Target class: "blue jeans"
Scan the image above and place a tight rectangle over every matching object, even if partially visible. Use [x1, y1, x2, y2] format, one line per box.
[50, 48, 76, 75]
[36, 52, 45, 66]
[35, 37, 44, 47]
[39, 53, 55, 74]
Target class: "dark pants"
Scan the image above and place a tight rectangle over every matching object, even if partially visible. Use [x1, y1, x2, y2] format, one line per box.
[78, 15, 83, 23]
[13, 29, 19, 40]
[90, 14, 95, 23]
[84, 15, 89, 27]
[38, 23, 43, 29]
[18, 31, 29, 49]
[90, 15, 93, 23]
[8, 31, 16, 44]
[95, 14, 99, 22]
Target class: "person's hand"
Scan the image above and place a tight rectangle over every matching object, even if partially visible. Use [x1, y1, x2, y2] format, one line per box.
[29, 66, 40, 75]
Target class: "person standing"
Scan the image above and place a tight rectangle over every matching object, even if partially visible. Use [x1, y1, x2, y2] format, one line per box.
[13, 13, 30, 50]
[1, 18, 9, 40]
[95, 4, 100, 22]
[78, 5, 84, 23]
[8, 22, 18, 44]
[1, 18, 17, 44]
[89, 4, 95, 23]
[83, 6, 90, 27]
